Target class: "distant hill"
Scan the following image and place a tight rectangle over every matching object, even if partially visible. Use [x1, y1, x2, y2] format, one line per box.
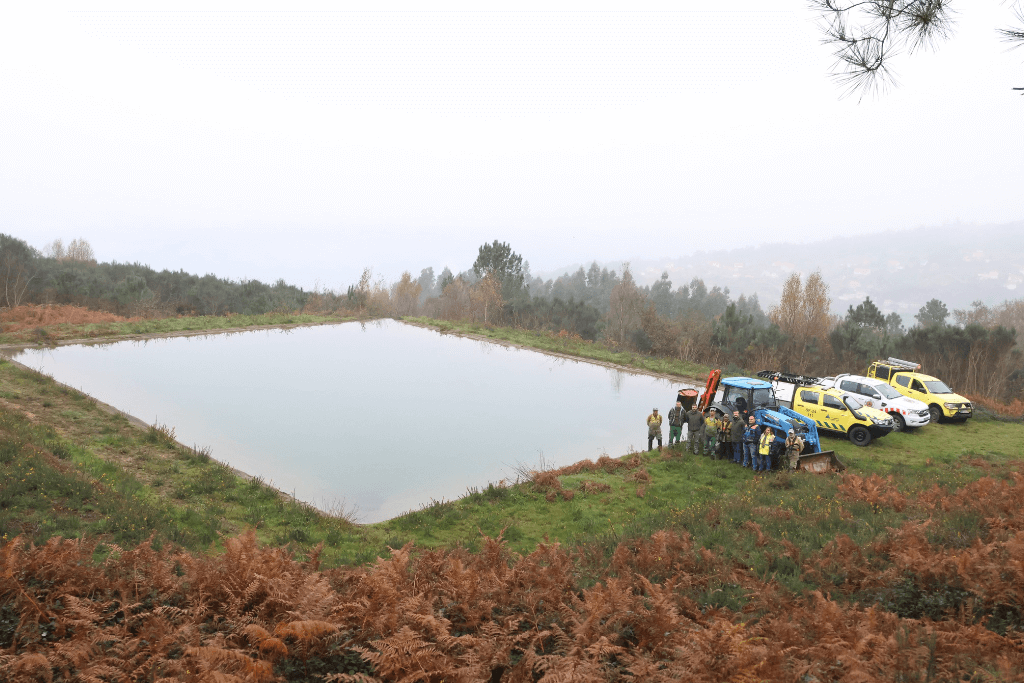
[538, 221, 1024, 323]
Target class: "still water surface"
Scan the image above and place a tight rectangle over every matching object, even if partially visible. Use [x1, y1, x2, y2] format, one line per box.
[11, 321, 692, 522]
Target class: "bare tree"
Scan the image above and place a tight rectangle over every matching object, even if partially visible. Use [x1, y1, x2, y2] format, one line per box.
[390, 271, 422, 317]
[769, 270, 835, 372]
[66, 238, 96, 263]
[811, 0, 1024, 97]
[605, 265, 645, 348]
[0, 236, 39, 309]
[471, 273, 504, 324]
[44, 238, 66, 260]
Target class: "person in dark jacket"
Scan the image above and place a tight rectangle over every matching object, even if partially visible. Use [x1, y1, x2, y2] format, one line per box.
[717, 411, 732, 460]
[685, 406, 706, 455]
[742, 415, 761, 469]
[667, 401, 684, 446]
[730, 410, 746, 464]
[734, 396, 750, 423]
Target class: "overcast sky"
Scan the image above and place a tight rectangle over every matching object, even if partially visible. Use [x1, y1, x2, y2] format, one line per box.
[2, 1, 1022, 290]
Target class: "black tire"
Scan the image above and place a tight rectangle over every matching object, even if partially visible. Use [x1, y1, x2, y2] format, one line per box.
[928, 404, 943, 424]
[890, 413, 906, 433]
[849, 425, 872, 447]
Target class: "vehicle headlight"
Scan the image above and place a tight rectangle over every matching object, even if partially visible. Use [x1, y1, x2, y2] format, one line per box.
[871, 416, 890, 425]
[944, 402, 959, 409]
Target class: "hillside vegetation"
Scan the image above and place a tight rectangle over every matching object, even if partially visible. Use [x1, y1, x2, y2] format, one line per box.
[3, 351, 1024, 679]
[4, 232, 1022, 406]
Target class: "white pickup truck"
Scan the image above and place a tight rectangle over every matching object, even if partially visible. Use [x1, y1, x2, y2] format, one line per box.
[815, 373, 930, 432]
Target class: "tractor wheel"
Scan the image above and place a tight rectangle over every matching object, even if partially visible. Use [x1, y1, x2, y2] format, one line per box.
[928, 404, 943, 424]
[890, 413, 906, 432]
[848, 425, 872, 447]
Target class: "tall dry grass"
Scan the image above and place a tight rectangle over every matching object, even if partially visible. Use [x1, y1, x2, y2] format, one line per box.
[7, 465, 1024, 682]
[0, 304, 141, 331]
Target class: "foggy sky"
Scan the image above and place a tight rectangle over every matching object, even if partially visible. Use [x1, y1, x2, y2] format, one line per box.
[2, 1, 1022, 291]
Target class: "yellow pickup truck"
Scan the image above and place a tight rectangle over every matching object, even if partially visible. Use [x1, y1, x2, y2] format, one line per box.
[866, 358, 972, 423]
[758, 371, 896, 447]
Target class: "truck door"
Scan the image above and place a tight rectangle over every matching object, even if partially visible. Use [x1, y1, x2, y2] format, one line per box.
[821, 394, 849, 431]
[909, 378, 928, 400]
[797, 389, 820, 418]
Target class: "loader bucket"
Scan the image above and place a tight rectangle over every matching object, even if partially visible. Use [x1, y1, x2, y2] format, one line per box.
[796, 451, 845, 473]
[677, 388, 699, 411]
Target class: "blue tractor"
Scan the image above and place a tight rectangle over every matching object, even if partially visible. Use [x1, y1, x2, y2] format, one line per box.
[707, 375, 841, 471]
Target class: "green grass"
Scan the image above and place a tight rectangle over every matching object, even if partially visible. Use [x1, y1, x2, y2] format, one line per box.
[2, 350, 1022, 604]
[0, 360, 368, 556]
[0, 312, 352, 346]
[365, 416, 1024, 588]
[403, 316, 709, 379]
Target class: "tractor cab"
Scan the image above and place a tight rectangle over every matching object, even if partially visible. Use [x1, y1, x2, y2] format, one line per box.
[718, 377, 778, 415]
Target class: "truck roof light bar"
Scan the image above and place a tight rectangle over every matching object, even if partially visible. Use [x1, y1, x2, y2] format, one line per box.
[756, 370, 821, 386]
[883, 357, 921, 370]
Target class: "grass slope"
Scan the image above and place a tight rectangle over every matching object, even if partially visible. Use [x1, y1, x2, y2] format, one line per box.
[0, 312, 350, 346]
[2, 354, 1022, 599]
[403, 316, 710, 379]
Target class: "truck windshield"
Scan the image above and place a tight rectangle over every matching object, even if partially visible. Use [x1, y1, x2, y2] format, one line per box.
[844, 396, 864, 411]
[752, 387, 775, 408]
[924, 380, 953, 394]
[873, 383, 901, 399]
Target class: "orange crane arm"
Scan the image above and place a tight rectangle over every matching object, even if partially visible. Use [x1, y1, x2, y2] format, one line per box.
[697, 369, 721, 412]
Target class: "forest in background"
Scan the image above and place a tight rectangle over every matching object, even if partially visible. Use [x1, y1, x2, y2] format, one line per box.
[2, 233, 1023, 403]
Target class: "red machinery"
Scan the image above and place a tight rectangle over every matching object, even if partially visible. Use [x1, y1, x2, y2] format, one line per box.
[696, 369, 721, 413]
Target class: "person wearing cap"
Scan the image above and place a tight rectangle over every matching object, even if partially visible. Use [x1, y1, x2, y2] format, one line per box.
[703, 408, 720, 458]
[685, 404, 706, 456]
[667, 401, 685, 447]
[730, 410, 746, 464]
[742, 415, 761, 469]
[647, 408, 663, 451]
[785, 429, 805, 471]
[717, 409, 732, 460]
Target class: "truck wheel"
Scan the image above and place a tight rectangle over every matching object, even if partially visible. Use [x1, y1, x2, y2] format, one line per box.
[891, 413, 906, 432]
[928, 404, 943, 424]
[848, 425, 872, 447]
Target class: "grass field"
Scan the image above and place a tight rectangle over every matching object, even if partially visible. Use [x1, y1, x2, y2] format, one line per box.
[2, 353, 1021, 583]
[4, 326, 1024, 679]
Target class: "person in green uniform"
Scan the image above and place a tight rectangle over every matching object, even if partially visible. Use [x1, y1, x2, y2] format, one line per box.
[667, 401, 684, 446]
[647, 408, 663, 451]
[686, 406, 705, 455]
[785, 429, 805, 471]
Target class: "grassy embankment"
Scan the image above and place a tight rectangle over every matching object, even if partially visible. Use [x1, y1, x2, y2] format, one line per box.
[0, 311, 350, 346]
[3, 348, 1023, 604]
[403, 315, 711, 379]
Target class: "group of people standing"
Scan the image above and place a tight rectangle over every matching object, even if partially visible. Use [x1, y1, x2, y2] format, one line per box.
[645, 391, 805, 472]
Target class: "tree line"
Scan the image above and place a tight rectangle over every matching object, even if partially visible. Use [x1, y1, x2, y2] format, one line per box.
[3, 233, 1021, 402]
[0, 234, 307, 316]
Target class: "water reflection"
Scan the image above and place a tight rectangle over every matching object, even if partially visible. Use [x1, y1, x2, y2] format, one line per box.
[8, 321, 696, 522]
